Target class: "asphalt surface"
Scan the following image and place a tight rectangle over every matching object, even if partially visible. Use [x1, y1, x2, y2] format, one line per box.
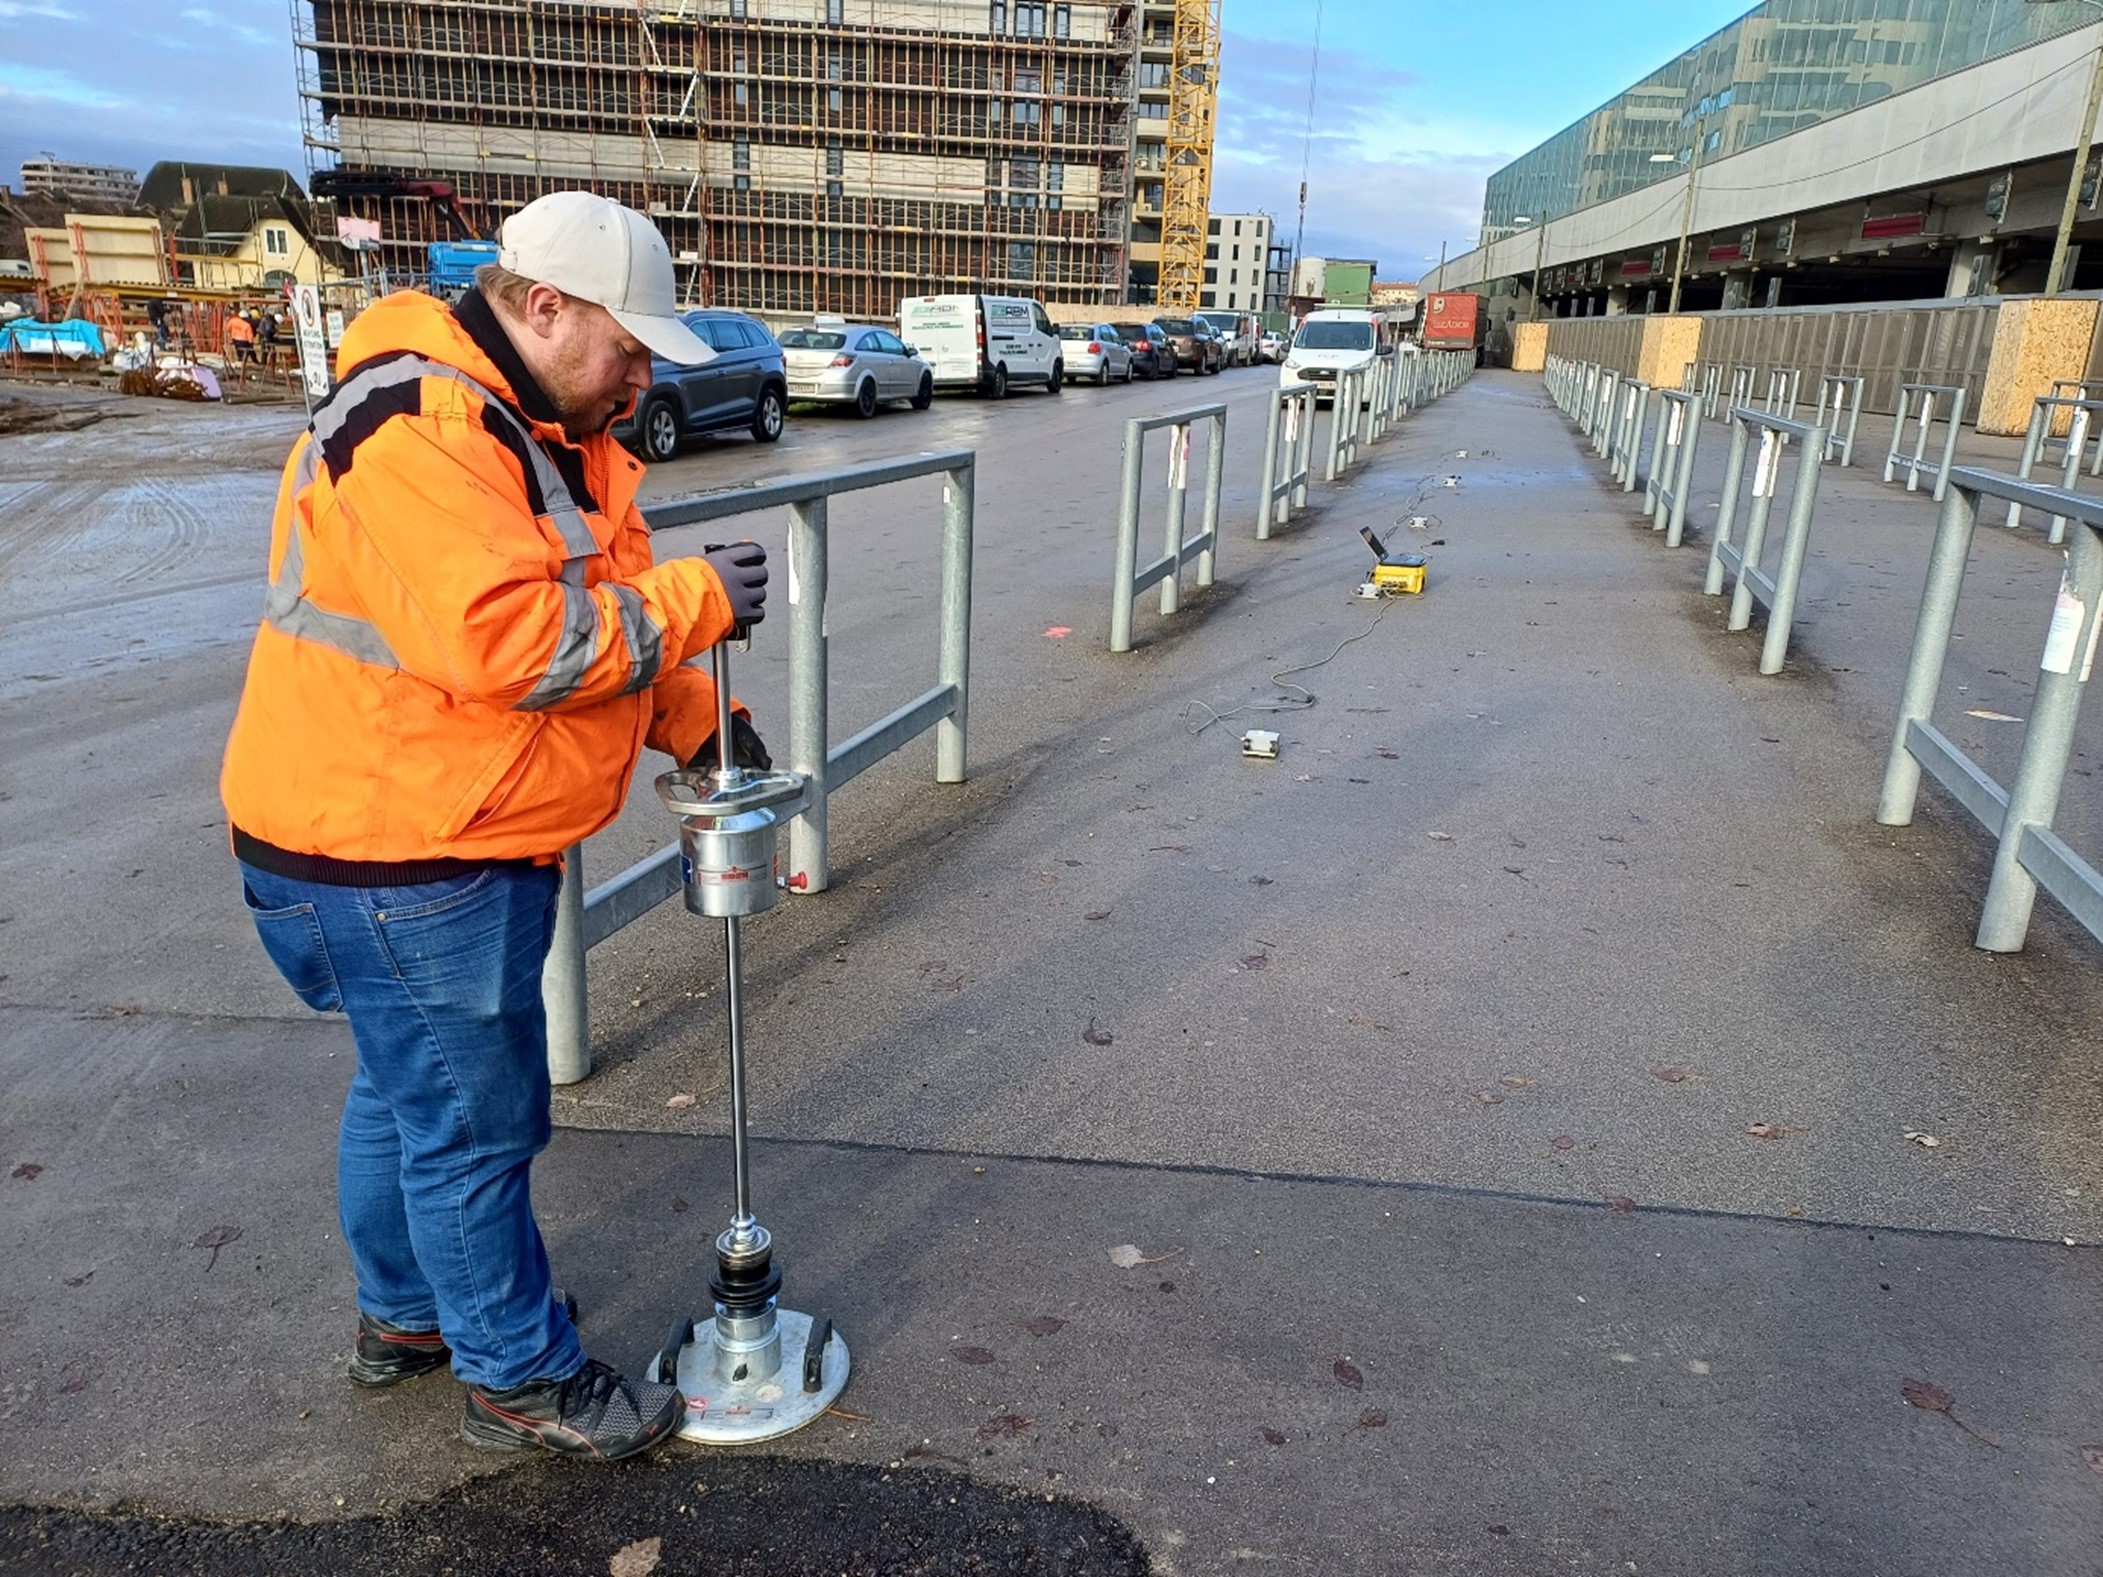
[4, 363, 2102, 1574]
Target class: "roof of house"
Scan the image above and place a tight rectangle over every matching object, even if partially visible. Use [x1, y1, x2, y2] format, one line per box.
[136, 163, 307, 211]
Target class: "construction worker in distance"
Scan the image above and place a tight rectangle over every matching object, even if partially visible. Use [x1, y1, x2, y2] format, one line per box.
[220, 190, 773, 1462]
[225, 307, 255, 368]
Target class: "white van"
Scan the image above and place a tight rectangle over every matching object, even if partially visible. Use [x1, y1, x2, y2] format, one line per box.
[1280, 308, 1392, 403]
[898, 294, 1065, 398]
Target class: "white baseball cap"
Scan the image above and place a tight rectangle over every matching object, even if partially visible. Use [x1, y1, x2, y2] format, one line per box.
[497, 190, 714, 365]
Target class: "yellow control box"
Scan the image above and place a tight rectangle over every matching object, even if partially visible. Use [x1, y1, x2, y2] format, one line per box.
[1360, 526, 1428, 595]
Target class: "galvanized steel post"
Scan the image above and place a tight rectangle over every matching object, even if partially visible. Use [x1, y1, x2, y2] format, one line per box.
[1111, 416, 1146, 652]
[544, 850, 590, 1085]
[937, 463, 972, 784]
[1703, 414, 1753, 596]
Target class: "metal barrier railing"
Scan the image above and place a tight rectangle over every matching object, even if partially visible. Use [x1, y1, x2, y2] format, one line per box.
[1256, 382, 1317, 540]
[1591, 369, 1622, 457]
[2048, 378, 2099, 451]
[2008, 396, 2103, 543]
[1610, 379, 1651, 492]
[1877, 467, 2103, 953]
[545, 448, 977, 1083]
[1111, 401, 1225, 653]
[1812, 374, 1864, 467]
[1702, 406, 1830, 675]
[1701, 361, 1725, 421]
[1883, 382, 1967, 502]
[1646, 390, 1703, 546]
[1763, 367, 1801, 420]
[1726, 363, 1758, 421]
[1325, 368, 1364, 481]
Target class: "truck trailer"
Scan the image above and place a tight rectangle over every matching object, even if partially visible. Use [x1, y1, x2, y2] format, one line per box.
[1421, 291, 1489, 363]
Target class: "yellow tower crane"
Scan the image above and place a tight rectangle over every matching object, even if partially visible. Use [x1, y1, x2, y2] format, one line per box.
[1158, 0, 1222, 314]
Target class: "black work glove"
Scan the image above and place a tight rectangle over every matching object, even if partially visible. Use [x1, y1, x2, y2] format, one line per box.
[688, 715, 772, 773]
[701, 541, 768, 627]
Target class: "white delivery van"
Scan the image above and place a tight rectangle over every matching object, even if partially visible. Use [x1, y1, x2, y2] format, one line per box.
[898, 293, 1064, 398]
[1280, 307, 1391, 404]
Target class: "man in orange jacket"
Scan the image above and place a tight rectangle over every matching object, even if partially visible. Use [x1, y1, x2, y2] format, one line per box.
[222, 191, 769, 1461]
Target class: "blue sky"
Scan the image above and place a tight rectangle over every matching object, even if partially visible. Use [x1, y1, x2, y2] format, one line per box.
[1, 0, 1754, 278]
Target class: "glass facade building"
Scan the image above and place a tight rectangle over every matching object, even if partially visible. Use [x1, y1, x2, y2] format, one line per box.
[1482, 0, 2097, 243]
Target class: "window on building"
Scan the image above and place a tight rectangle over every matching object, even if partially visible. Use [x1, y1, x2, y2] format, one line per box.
[1047, 195, 1061, 210]
[734, 81, 748, 105]
[1015, 68, 1041, 92]
[1203, 266, 1216, 283]
[1228, 268, 1237, 284]
[827, 143, 843, 176]
[1012, 100, 1040, 125]
[733, 137, 750, 170]
[1204, 242, 1217, 259]
[989, 98, 1003, 124]
[1008, 240, 1035, 278]
[1011, 158, 1039, 187]
[1049, 101, 1063, 126]
[1207, 217, 1220, 234]
[1234, 219, 1243, 235]
[989, 1, 1005, 30]
[1016, 1, 1045, 37]
[1054, 4, 1069, 38]
[1200, 289, 1215, 307]
[733, 174, 750, 190]
[730, 0, 745, 15]
[1136, 100, 1167, 119]
[1139, 62, 1169, 88]
[828, 86, 843, 110]
[1046, 161, 1063, 190]
[827, 0, 842, 19]
[264, 227, 289, 256]
[827, 180, 843, 197]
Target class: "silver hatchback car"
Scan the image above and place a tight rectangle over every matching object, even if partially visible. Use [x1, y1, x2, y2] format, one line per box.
[1056, 322, 1135, 385]
[779, 316, 935, 417]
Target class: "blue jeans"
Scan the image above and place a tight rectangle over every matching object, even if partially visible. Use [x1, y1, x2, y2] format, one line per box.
[238, 860, 584, 1391]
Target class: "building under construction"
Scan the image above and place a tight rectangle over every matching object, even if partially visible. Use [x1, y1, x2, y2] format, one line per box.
[292, 0, 1221, 316]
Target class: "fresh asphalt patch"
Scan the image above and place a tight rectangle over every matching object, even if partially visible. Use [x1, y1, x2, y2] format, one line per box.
[0, 1454, 1151, 1577]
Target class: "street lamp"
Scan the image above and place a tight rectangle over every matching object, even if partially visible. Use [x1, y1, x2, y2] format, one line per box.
[2029, 0, 2103, 296]
[1653, 135, 1706, 315]
[1514, 215, 1549, 322]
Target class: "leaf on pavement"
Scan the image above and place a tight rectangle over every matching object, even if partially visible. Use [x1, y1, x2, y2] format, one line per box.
[1605, 1196, 1636, 1214]
[1085, 910, 1112, 921]
[1498, 1075, 1535, 1089]
[1746, 1122, 1798, 1140]
[1261, 1427, 1287, 1446]
[1473, 1091, 1503, 1106]
[1017, 1316, 1066, 1337]
[1903, 1130, 1942, 1148]
[1426, 830, 1453, 841]
[1239, 953, 1271, 971]
[609, 1537, 662, 1577]
[1107, 1243, 1183, 1269]
[953, 1345, 996, 1366]
[1357, 1409, 1387, 1430]
[665, 1093, 698, 1110]
[1550, 1135, 1577, 1152]
[1901, 1377, 1953, 1413]
[2083, 1445, 2103, 1477]
[1653, 1066, 1692, 1083]
[978, 1413, 1032, 1439]
[11, 1163, 41, 1180]
[1082, 1019, 1114, 1046]
[1333, 1358, 1364, 1392]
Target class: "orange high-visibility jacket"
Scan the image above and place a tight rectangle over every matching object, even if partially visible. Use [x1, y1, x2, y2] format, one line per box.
[221, 287, 736, 866]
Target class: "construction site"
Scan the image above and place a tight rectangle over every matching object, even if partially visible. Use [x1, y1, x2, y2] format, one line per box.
[294, 0, 1222, 317]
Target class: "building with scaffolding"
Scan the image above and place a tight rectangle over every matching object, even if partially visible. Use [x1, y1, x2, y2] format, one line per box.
[292, 0, 1160, 315]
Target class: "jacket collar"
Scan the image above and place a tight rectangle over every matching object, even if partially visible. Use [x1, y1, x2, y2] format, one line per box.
[453, 287, 564, 429]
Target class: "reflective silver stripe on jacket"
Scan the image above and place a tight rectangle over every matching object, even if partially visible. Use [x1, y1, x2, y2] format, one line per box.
[266, 355, 665, 702]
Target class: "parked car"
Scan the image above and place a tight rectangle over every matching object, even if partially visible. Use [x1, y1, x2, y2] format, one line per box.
[1257, 329, 1287, 364]
[1196, 310, 1259, 366]
[898, 293, 1063, 397]
[616, 309, 788, 461]
[1111, 323, 1176, 379]
[779, 316, 933, 416]
[1153, 316, 1223, 375]
[1280, 308, 1389, 405]
[1056, 322, 1134, 385]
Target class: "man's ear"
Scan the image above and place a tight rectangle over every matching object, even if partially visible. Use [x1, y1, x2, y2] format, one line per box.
[519, 281, 567, 341]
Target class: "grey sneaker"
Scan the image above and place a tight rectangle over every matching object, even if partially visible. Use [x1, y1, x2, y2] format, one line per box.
[460, 1358, 685, 1461]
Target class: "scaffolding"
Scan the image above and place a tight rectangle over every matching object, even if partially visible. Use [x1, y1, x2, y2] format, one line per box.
[291, 0, 1138, 315]
[290, 0, 704, 293]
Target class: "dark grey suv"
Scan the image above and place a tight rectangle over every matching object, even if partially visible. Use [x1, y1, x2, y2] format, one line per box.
[616, 309, 789, 461]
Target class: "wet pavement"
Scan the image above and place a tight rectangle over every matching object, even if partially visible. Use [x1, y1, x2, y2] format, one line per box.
[3, 365, 2101, 1574]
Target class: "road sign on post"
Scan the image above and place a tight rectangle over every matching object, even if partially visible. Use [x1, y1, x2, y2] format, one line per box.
[291, 285, 330, 404]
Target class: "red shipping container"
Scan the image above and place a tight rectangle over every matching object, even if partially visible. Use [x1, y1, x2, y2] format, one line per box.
[1422, 292, 1486, 352]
